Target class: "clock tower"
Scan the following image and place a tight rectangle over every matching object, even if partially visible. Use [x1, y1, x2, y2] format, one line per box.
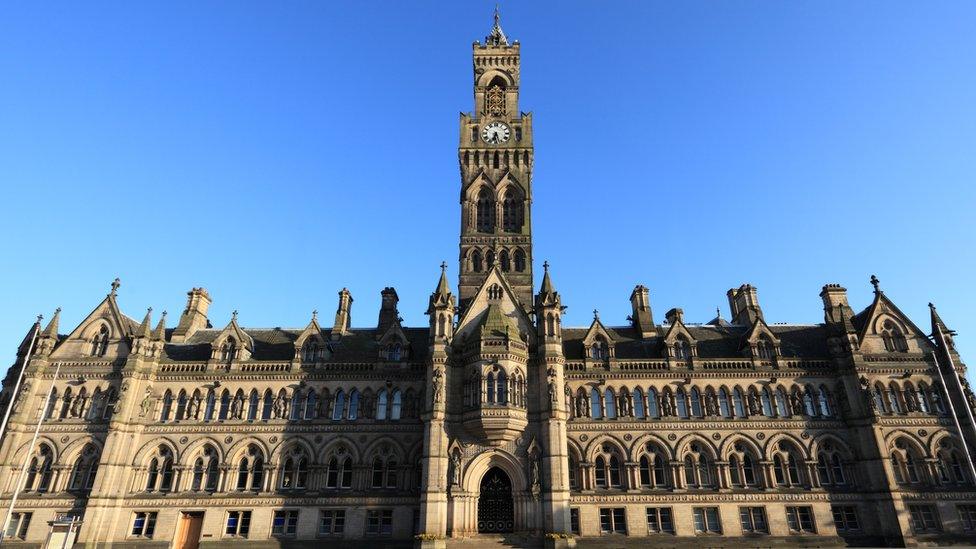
[458, 10, 534, 313]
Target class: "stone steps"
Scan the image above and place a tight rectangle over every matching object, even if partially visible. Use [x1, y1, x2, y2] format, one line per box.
[446, 534, 543, 549]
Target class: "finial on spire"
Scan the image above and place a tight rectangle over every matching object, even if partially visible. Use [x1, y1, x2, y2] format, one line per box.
[485, 4, 509, 46]
[494, 3, 500, 24]
[110, 277, 121, 296]
[593, 309, 599, 320]
[870, 274, 880, 293]
[312, 309, 318, 320]
[716, 307, 721, 318]
[232, 310, 238, 321]
[161, 310, 167, 319]
[440, 261, 448, 273]
[929, 302, 935, 310]
[543, 260, 549, 272]
[36, 314, 43, 324]
[147, 306, 153, 313]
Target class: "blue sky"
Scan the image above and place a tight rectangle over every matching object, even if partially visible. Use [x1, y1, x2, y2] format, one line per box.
[1, 2, 974, 380]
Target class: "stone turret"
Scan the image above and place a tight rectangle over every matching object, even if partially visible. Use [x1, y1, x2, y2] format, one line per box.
[727, 284, 763, 325]
[171, 288, 211, 343]
[427, 263, 456, 342]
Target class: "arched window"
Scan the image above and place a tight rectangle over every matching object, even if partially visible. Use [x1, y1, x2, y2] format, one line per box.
[683, 444, 713, 488]
[302, 341, 318, 362]
[775, 388, 790, 417]
[247, 390, 259, 421]
[290, 390, 305, 420]
[872, 384, 887, 414]
[604, 389, 617, 419]
[501, 187, 523, 233]
[218, 390, 230, 420]
[675, 389, 689, 419]
[916, 384, 931, 413]
[204, 390, 216, 421]
[689, 388, 703, 417]
[817, 445, 847, 487]
[818, 386, 833, 417]
[936, 441, 970, 485]
[371, 455, 399, 489]
[772, 442, 805, 487]
[305, 390, 317, 420]
[236, 446, 265, 492]
[90, 326, 109, 357]
[332, 390, 346, 420]
[728, 443, 760, 488]
[476, 188, 494, 232]
[377, 390, 388, 420]
[674, 338, 691, 360]
[25, 445, 54, 493]
[887, 383, 903, 414]
[891, 440, 925, 486]
[647, 388, 659, 418]
[192, 447, 219, 493]
[176, 390, 188, 420]
[347, 390, 359, 420]
[633, 388, 645, 419]
[391, 389, 402, 420]
[486, 250, 496, 270]
[803, 386, 818, 416]
[472, 250, 483, 273]
[639, 445, 669, 488]
[69, 445, 100, 492]
[280, 449, 309, 490]
[325, 455, 353, 489]
[881, 320, 909, 352]
[221, 337, 236, 361]
[45, 387, 58, 419]
[594, 445, 623, 489]
[514, 249, 526, 272]
[588, 387, 601, 418]
[144, 446, 174, 493]
[590, 338, 607, 360]
[387, 343, 402, 361]
[496, 370, 508, 404]
[499, 249, 510, 272]
[160, 390, 173, 422]
[733, 387, 746, 418]
[756, 337, 774, 359]
[261, 390, 273, 420]
[761, 388, 774, 417]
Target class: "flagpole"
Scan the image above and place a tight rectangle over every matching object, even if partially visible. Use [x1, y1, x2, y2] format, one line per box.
[0, 316, 41, 443]
[1, 359, 62, 543]
[931, 320, 976, 481]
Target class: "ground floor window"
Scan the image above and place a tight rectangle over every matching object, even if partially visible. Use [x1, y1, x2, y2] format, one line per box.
[739, 507, 768, 534]
[645, 507, 674, 534]
[4, 512, 31, 540]
[570, 508, 580, 535]
[908, 505, 941, 533]
[319, 509, 345, 536]
[225, 511, 251, 538]
[958, 504, 976, 531]
[366, 509, 394, 536]
[272, 510, 299, 537]
[831, 505, 860, 532]
[131, 512, 157, 538]
[599, 508, 626, 534]
[693, 507, 722, 534]
[786, 506, 816, 534]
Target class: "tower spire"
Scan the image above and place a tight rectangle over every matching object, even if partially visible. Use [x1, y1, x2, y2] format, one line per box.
[485, 4, 509, 46]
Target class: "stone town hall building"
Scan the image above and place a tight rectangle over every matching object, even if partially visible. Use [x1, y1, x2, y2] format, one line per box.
[2, 14, 976, 549]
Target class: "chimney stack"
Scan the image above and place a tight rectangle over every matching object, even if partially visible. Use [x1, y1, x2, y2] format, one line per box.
[171, 288, 211, 342]
[377, 287, 400, 335]
[727, 284, 763, 325]
[629, 285, 655, 338]
[820, 284, 854, 325]
[332, 288, 353, 340]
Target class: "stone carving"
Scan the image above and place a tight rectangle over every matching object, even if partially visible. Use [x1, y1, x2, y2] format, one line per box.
[432, 368, 444, 405]
[547, 367, 558, 405]
[450, 449, 462, 486]
[231, 393, 244, 419]
[139, 388, 153, 418]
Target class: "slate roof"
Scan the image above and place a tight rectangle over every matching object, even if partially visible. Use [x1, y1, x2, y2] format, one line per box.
[160, 327, 430, 363]
[560, 324, 829, 360]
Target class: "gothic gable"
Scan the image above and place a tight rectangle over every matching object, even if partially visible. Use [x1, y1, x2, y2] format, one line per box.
[455, 266, 534, 345]
[51, 291, 135, 361]
[581, 316, 615, 360]
[855, 291, 931, 354]
[741, 317, 781, 358]
[211, 314, 254, 361]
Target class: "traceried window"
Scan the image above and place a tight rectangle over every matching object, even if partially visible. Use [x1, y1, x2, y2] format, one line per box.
[24, 444, 54, 493]
[90, 325, 110, 357]
[476, 188, 494, 233]
[683, 444, 714, 489]
[279, 448, 309, 490]
[501, 187, 524, 232]
[594, 444, 624, 489]
[68, 445, 100, 492]
[638, 445, 669, 488]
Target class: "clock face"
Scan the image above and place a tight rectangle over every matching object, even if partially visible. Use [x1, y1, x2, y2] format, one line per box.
[482, 121, 511, 144]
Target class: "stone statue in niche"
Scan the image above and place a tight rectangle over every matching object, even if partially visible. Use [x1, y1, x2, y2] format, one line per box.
[139, 388, 153, 418]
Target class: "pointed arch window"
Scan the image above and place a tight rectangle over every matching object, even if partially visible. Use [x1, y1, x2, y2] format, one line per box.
[761, 388, 774, 417]
[160, 390, 173, 422]
[175, 390, 188, 420]
[221, 337, 237, 361]
[332, 391, 346, 421]
[247, 390, 259, 421]
[719, 388, 732, 418]
[91, 325, 109, 357]
[514, 249, 526, 272]
[347, 390, 359, 420]
[476, 188, 495, 233]
[683, 444, 714, 488]
[689, 388, 703, 417]
[639, 446, 669, 488]
[733, 387, 746, 418]
[674, 338, 691, 360]
[290, 390, 305, 420]
[280, 449, 309, 490]
[633, 388, 645, 419]
[647, 388, 660, 418]
[729, 443, 760, 488]
[595, 446, 623, 489]
[756, 337, 774, 359]
[881, 320, 909, 352]
[499, 249, 511, 272]
[391, 389, 402, 420]
[377, 390, 388, 420]
[204, 390, 216, 421]
[25, 445, 54, 493]
[326, 455, 354, 489]
[817, 386, 833, 417]
[675, 389, 689, 419]
[69, 446, 99, 492]
[604, 388, 617, 419]
[387, 343, 402, 361]
[472, 250, 483, 273]
[590, 387, 602, 419]
[501, 188, 524, 233]
[218, 390, 230, 420]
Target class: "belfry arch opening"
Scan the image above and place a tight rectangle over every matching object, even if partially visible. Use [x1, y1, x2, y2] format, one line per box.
[477, 467, 514, 533]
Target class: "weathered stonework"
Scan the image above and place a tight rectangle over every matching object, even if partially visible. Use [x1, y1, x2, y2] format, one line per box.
[1, 11, 975, 549]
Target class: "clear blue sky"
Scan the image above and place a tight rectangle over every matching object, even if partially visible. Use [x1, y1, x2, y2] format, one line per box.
[1, 2, 974, 380]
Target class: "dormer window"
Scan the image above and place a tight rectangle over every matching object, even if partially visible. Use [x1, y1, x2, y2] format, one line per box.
[90, 326, 109, 357]
[387, 343, 402, 361]
[881, 320, 909, 352]
[302, 341, 318, 362]
[756, 337, 774, 359]
[221, 338, 237, 361]
[674, 338, 691, 360]
[590, 338, 607, 360]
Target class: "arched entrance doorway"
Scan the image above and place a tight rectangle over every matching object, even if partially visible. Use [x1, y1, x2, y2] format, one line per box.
[477, 467, 514, 533]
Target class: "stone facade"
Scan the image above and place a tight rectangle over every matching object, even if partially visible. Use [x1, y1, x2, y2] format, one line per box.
[2, 13, 976, 549]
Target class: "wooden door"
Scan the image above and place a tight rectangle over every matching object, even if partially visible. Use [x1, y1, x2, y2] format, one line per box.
[176, 512, 204, 549]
